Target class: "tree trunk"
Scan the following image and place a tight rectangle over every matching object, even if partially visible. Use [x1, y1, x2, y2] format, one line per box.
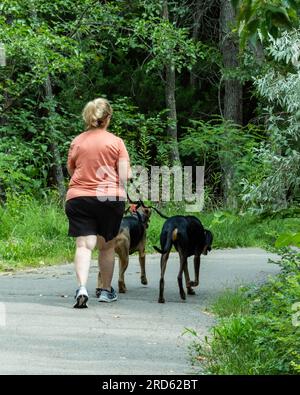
[220, 0, 243, 124]
[219, 0, 243, 208]
[162, 0, 181, 164]
[190, 0, 202, 89]
[44, 76, 66, 203]
[30, 5, 66, 202]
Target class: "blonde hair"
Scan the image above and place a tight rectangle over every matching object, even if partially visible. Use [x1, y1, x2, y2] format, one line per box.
[82, 98, 113, 129]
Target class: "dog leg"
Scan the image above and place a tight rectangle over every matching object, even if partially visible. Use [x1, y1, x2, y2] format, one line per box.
[178, 251, 187, 301]
[115, 237, 130, 293]
[158, 253, 169, 303]
[138, 247, 148, 285]
[183, 265, 196, 295]
[118, 256, 129, 293]
[189, 255, 200, 287]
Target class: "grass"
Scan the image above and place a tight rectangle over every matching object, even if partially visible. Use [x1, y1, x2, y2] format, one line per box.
[210, 287, 251, 317]
[0, 195, 74, 271]
[187, 251, 300, 375]
[0, 195, 300, 270]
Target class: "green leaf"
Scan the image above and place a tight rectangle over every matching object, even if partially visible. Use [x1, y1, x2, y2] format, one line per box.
[271, 12, 292, 28]
[275, 232, 300, 248]
[246, 18, 260, 35]
[266, 5, 291, 22]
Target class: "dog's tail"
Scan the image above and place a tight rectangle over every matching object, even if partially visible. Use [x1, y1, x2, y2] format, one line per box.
[153, 228, 176, 255]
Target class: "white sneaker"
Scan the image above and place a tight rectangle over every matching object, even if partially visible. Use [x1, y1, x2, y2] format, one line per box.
[73, 286, 89, 308]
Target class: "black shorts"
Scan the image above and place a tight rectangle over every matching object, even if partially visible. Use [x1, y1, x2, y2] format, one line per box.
[65, 197, 125, 241]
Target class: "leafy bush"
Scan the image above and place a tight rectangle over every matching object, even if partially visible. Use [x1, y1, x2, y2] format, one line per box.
[241, 29, 300, 213]
[109, 97, 171, 167]
[179, 117, 264, 209]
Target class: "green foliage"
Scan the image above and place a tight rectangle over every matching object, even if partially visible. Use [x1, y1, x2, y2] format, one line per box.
[275, 232, 300, 248]
[0, 101, 79, 195]
[179, 117, 260, 162]
[241, 29, 300, 213]
[0, 151, 33, 196]
[0, 0, 298, 214]
[116, 0, 202, 74]
[188, 250, 300, 374]
[0, 96, 170, 195]
[0, 0, 87, 93]
[179, 118, 264, 206]
[109, 97, 171, 167]
[232, 0, 300, 47]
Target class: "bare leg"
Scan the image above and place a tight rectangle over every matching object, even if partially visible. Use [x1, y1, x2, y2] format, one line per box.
[74, 235, 97, 287]
[98, 236, 116, 291]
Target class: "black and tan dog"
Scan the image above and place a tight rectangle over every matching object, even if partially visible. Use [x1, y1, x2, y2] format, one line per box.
[96, 204, 151, 296]
[154, 215, 213, 303]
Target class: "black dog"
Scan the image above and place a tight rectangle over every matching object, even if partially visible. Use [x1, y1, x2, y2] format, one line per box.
[154, 215, 213, 303]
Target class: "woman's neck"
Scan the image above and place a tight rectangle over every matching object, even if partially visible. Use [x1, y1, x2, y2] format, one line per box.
[88, 127, 108, 132]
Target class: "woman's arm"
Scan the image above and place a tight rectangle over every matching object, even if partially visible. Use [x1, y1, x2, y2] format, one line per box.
[67, 165, 75, 177]
[67, 139, 77, 177]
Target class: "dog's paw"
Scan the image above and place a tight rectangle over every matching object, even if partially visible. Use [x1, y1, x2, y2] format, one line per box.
[141, 276, 148, 285]
[180, 291, 186, 300]
[187, 287, 196, 295]
[188, 281, 199, 287]
[158, 297, 165, 303]
[95, 288, 101, 298]
[118, 281, 127, 293]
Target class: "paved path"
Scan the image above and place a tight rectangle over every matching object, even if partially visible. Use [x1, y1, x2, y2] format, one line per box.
[0, 248, 280, 375]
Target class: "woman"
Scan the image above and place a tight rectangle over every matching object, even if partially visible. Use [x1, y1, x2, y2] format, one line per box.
[65, 98, 131, 308]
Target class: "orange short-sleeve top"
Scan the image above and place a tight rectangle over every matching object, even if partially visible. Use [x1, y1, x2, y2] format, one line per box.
[66, 129, 131, 201]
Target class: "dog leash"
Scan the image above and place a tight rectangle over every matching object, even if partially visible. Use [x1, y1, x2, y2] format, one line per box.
[126, 179, 169, 219]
